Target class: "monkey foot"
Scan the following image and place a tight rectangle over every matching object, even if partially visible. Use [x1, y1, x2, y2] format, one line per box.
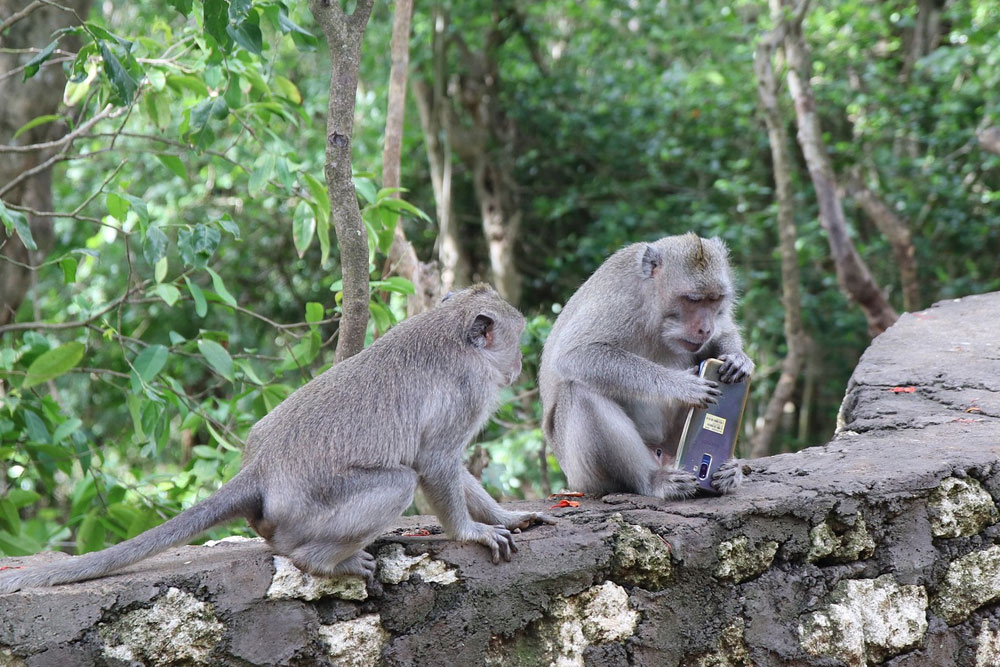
[712, 459, 745, 494]
[501, 511, 557, 533]
[651, 468, 699, 500]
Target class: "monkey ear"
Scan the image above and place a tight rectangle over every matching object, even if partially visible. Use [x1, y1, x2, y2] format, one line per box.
[640, 245, 663, 278]
[441, 290, 456, 303]
[468, 313, 496, 349]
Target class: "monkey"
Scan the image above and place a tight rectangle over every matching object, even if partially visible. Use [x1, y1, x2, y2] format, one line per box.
[0, 284, 553, 594]
[539, 233, 754, 500]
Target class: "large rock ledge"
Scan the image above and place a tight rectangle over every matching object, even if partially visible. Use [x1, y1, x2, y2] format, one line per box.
[3, 292, 1000, 667]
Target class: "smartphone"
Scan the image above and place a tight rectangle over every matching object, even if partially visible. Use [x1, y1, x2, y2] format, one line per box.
[674, 358, 750, 494]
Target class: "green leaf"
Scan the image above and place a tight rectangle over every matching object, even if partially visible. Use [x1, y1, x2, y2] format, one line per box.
[52, 418, 82, 443]
[12, 114, 62, 140]
[0, 499, 20, 534]
[379, 197, 432, 222]
[98, 40, 139, 104]
[156, 154, 187, 179]
[206, 267, 237, 307]
[370, 301, 394, 334]
[7, 489, 41, 510]
[24, 342, 85, 388]
[133, 344, 168, 383]
[273, 75, 302, 104]
[197, 339, 234, 381]
[177, 224, 220, 268]
[184, 276, 207, 317]
[203, 0, 231, 48]
[154, 256, 168, 283]
[23, 40, 58, 81]
[187, 96, 228, 148]
[227, 14, 262, 55]
[218, 215, 240, 240]
[22, 410, 50, 443]
[167, 0, 193, 16]
[292, 200, 315, 258]
[60, 256, 78, 284]
[249, 152, 275, 197]
[0, 529, 42, 556]
[155, 283, 180, 306]
[143, 225, 168, 265]
[106, 192, 129, 221]
[353, 177, 377, 204]
[305, 302, 323, 324]
[372, 276, 416, 295]
[0, 200, 36, 251]
[77, 511, 106, 554]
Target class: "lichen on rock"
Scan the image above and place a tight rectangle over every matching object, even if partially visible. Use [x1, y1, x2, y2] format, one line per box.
[376, 543, 458, 585]
[687, 620, 753, 667]
[928, 476, 999, 539]
[485, 581, 640, 667]
[807, 513, 875, 563]
[609, 513, 672, 590]
[975, 619, 1000, 667]
[318, 614, 389, 667]
[266, 555, 368, 601]
[98, 587, 224, 666]
[715, 536, 778, 583]
[798, 574, 928, 666]
[931, 545, 1000, 625]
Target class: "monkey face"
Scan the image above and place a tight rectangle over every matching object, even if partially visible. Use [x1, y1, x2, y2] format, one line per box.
[661, 291, 728, 354]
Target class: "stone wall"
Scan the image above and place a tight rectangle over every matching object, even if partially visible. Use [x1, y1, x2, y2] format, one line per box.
[2, 291, 1000, 666]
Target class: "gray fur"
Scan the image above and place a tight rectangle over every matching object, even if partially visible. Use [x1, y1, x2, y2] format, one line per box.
[539, 234, 754, 499]
[0, 284, 553, 594]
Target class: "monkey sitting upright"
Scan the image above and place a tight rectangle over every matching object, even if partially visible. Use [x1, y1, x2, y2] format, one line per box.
[539, 233, 754, 500]
[0, 284, 553, 594]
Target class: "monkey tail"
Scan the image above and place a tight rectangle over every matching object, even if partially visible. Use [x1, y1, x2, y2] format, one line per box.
[0, 471, 260, 594]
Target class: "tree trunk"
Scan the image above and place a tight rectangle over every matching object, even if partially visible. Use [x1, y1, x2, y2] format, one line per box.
[780, 0, 898, 336]
[473, 159, 522, 306]
[749, 21, 806, 459]
[412, 7, 470, 295]
[845, 180, 920, 312]
[309, 0, 375, 362]
[979, 126, 1000, 156]
[381, 0, 439, 316]
[0, 0, 90, 326]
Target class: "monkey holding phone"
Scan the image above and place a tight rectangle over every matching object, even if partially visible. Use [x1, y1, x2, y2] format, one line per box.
[0, 284, 553, 594]
[540, 233, 754, 499]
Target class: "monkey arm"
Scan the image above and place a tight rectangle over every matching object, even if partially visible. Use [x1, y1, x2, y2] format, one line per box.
[557, 343, 719, 407]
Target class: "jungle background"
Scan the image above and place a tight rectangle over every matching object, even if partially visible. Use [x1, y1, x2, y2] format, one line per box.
[0, 0, 997, 556]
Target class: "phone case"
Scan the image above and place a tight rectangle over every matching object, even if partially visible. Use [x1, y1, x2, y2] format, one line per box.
[674, 358, 750, 494]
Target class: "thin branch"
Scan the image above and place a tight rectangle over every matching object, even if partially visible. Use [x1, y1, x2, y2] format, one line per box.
[0, 104, 114, 155]
[0, 282, 147, 335]
[0, 0, 45, 35]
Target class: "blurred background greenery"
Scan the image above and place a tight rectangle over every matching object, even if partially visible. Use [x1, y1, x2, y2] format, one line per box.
[0, 0, 997, 555]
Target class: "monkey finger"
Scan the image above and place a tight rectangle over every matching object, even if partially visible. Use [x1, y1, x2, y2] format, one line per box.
[533, 512, 557, 525]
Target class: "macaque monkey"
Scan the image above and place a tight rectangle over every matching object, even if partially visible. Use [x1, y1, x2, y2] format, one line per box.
[539, 233, 754, 499]
[0, 285, 553, 594]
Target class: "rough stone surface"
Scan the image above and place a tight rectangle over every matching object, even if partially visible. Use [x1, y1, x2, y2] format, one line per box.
[318, 614, 390, 667]
[1, 291, 1000, 666]
[715, 536, 778, 583]
[932, 545, 1000, 625]
[609, 513, 673, 589]
[266, 554, 368, 601]
[98, 587, 224, 666]
[928, 476, 999, 538]
[798, 575, 928, 665]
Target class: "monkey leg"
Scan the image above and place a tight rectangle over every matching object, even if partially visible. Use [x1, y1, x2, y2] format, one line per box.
[462, 470, 556, 531]
[554, 384, 698, 499]
[265, 466, 418, 583]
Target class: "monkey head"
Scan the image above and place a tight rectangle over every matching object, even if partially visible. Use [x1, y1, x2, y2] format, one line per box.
[447, 284, 526, 386]
[642, 234, 735, 355]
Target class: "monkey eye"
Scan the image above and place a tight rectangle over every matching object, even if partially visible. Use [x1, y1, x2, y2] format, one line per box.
[683, 295, 703, 303]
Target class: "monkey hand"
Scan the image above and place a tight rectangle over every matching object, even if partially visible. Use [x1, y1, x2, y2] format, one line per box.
[717, 352, 755, 383]
[680, 369, 722, 408]
[460, 523, 518, 564]
[499, 511, 557, 533]
[711, 458, 745, 494]
[650, 467, 699, 500]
